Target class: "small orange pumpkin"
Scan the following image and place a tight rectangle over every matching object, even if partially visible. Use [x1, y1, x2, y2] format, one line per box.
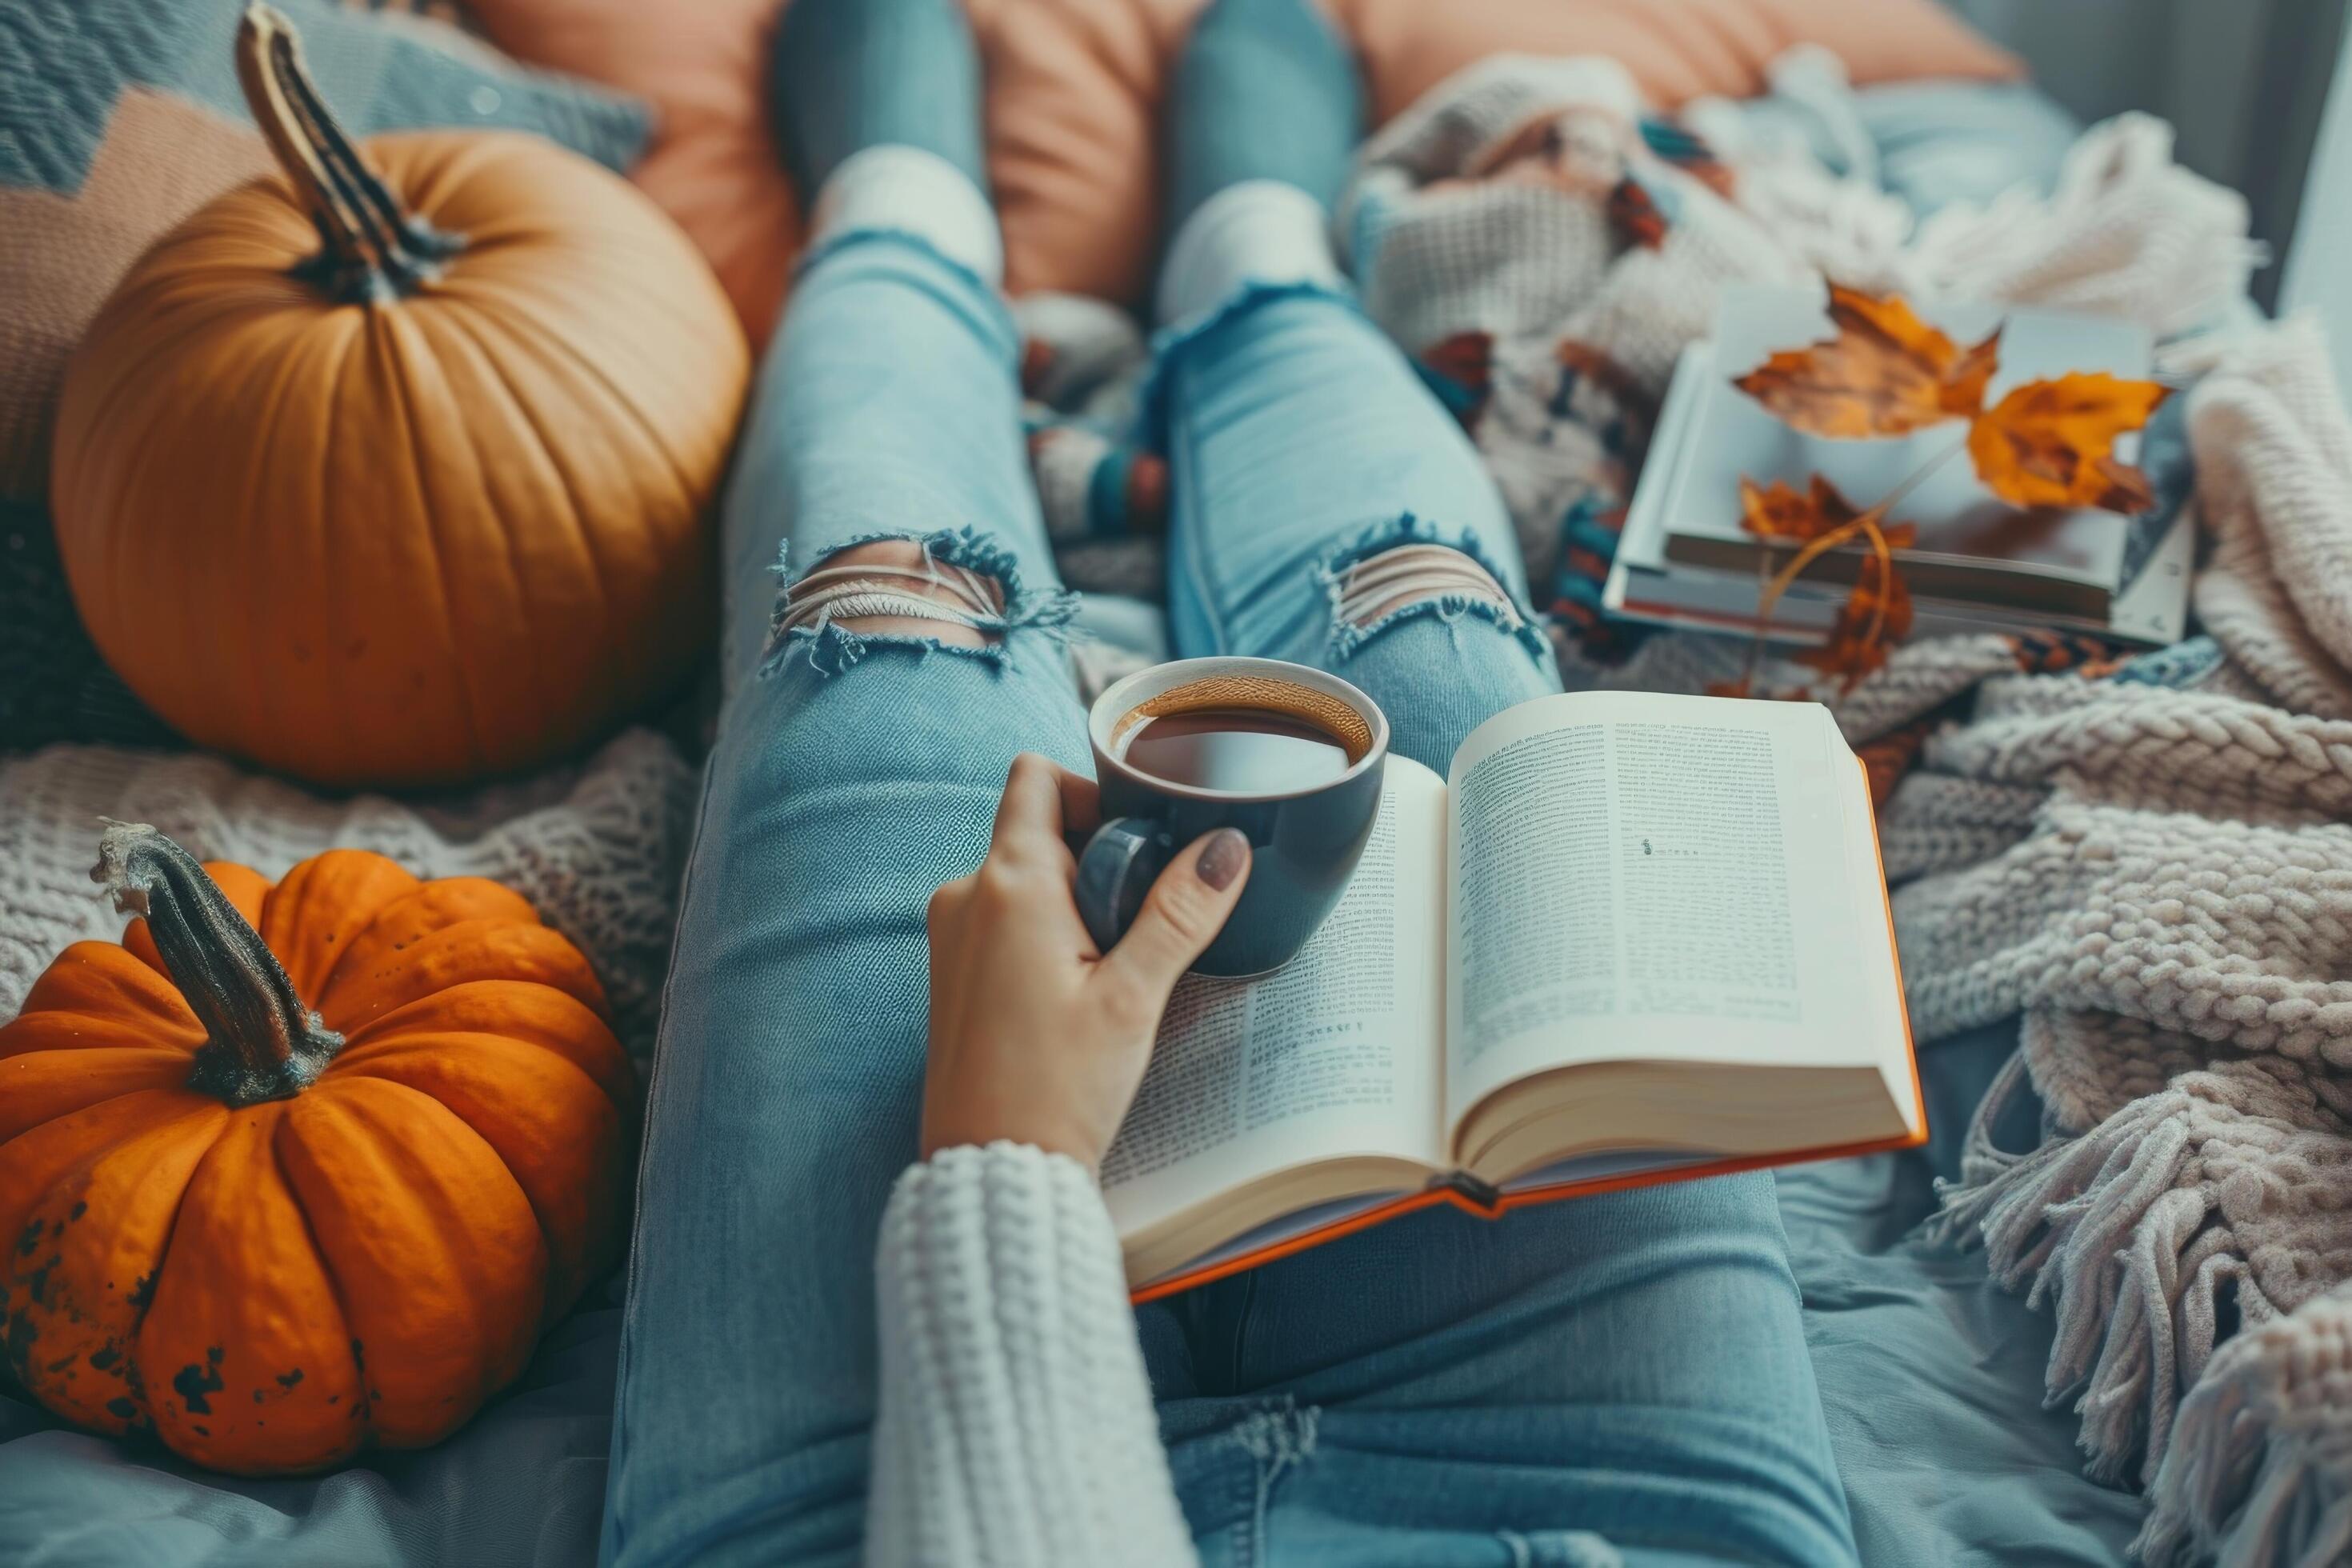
[0, 824, 634, 1475]
[50, 5, 748, 788]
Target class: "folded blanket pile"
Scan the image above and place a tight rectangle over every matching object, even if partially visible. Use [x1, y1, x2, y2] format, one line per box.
[1318, 51, 2350, 1567]
[1909, 330, 2352, 1566]
[0, 728, 698, 1066]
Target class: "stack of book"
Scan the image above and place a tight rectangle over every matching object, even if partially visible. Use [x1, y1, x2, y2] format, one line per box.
[1605, 287, 2194, 648]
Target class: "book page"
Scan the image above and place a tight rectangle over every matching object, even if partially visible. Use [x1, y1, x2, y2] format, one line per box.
[1443, 691, 1882, 1133]
[1102, 758, 1449, 1241]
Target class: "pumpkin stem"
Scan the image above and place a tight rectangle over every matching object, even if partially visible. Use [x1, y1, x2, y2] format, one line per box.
[234, 2, 464, 303]
[92, 822, 342, 1106]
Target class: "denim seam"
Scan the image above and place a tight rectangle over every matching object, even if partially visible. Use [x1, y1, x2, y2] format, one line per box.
[1138, 277, 1361, 453]
[1230, 1398, 1319, 1568]
[757, 526, 1077, 679]
[599, 746, 724, 1561]
[1317, 512, 1553, 662]
[1142, 277, 1374, 662]
[1497, 1528, 1634, 1568]
[1166, 378, 1234, 656]
[790, 223, 1002, 303]
[1223, 1269, 1259, 1392]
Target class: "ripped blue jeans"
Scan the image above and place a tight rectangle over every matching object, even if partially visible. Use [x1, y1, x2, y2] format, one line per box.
[602, 226, 1858, 1568]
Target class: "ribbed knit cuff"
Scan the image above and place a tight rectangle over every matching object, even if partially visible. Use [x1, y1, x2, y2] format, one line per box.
[868, 1142, 1195, 1567]
[810, 144, 1004, 286]
[1155, 178, 1346, 326]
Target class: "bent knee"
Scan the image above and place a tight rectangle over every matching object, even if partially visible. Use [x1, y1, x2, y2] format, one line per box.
[779, 537, 1006, 650]
[763, 527, 1078, 679]
[1332, 541, 1526, 634]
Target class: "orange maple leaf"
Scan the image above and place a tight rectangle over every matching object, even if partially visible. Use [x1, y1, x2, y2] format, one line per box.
[1966, 374, 2172, 512]
[1738, 474, 1919, 549]
[1732, 286, 2000, 438]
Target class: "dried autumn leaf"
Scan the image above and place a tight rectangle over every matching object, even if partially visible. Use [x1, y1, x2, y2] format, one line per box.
[1733, 285, 2000, 438]
[1732, 472, 1918, 698]
[1966, 373, 2171, 512]
[1798, 547, 1914, 690]
[1738, 474, 1919, 549]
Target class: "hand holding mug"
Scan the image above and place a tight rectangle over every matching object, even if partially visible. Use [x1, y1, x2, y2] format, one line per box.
[920, 755, 1252, 1170]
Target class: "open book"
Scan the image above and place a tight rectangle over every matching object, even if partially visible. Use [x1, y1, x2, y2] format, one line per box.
[1103, 690, 1922, 1299]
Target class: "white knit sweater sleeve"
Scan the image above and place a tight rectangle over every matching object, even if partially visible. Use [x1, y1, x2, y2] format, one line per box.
[866, 1142, 1198, 1568]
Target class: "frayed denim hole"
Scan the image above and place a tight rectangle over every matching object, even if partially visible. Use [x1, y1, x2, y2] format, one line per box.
[762, 622, 1013, 680]
[757, 528, 1078, 681]
[1318, 518, 1550, 664]
[1330, 590, 1534, 662]
[773, 526, 1028, 605]
[1230, 1399, 1319, 1470]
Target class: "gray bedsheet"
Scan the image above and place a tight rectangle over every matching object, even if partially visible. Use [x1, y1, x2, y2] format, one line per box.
[1789, 1025, 2146, 1565]
[1, 1027, 2143, 1565]
[0, 1289, 617, 1566]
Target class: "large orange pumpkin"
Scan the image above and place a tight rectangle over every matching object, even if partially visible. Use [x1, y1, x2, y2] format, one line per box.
[0, 823, 634, 1475]
[50, 5, 748, 788]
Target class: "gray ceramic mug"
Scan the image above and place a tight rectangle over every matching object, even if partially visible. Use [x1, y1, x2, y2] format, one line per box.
[1075, 657, 1389, 978]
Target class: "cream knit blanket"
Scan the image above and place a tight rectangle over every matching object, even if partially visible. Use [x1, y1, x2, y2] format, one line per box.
[0, 728, 698, 1066]
[1327, 53, 2351, 1568]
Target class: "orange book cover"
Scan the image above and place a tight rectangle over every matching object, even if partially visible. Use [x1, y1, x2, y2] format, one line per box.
[1130, 756, 1925, 1306]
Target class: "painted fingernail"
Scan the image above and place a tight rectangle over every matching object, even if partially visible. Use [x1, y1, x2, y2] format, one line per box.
[1195, 828, 1249, 890]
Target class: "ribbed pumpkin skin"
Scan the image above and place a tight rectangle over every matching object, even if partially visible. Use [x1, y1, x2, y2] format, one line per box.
[50, 130, 747, 787]
[0, 849, 634, 1475]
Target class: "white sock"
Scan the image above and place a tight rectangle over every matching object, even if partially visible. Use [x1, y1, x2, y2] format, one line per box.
[810, 145, 1003, 286]
[1154, 179, 1345, 326]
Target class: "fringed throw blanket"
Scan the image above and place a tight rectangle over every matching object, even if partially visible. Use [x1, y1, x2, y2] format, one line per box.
[1015, 50, 2350, 1566]
[1900, 330, 2352, 1566]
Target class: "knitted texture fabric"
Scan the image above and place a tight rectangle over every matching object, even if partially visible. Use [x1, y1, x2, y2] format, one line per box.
[1890, 327, 2352, 1566]
[868, 1142, 1197, 1568]
[1339, 54, 2255, 646]
[1313, 54, 2346, 1563]
[1015, 292, 1168, 602]
[0, 727, 698, 1066]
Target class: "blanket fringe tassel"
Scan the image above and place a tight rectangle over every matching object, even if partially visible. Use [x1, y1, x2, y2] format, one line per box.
[1930, 1081, 2236, 1489]
[2135, 1287, 2352, 1567]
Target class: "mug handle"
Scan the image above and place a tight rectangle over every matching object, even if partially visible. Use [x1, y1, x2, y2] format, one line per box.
[1074, 818, 1174, 953]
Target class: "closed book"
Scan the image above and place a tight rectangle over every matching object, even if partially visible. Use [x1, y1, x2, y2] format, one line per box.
[1658, 287, 2152, 621]
[1605, 338, 2195, 649]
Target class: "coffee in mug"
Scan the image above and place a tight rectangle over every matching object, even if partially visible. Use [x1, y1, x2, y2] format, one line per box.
[1079, 659, 1389, 977]
[1109, 673, 1374, 793]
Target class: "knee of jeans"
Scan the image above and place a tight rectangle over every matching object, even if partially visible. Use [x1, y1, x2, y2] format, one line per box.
[1319, 518, 1550, 666]
[762, 526, 1074, 678]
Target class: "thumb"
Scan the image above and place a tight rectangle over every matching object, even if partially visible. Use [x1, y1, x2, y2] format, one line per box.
[1096, 828, 1251, 998]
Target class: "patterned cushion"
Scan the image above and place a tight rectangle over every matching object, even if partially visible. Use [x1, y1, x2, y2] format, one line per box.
[0, 0, 652, 752]
[0, 496, 172, 752]
[471, 0, 2015, 337]
[0, 0, 651, 501]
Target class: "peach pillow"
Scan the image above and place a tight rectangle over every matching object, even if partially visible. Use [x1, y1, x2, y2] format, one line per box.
[1339, 0, 2018, 126]
[462, 0, 806, 348]
[470, 0, 2017, 336]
